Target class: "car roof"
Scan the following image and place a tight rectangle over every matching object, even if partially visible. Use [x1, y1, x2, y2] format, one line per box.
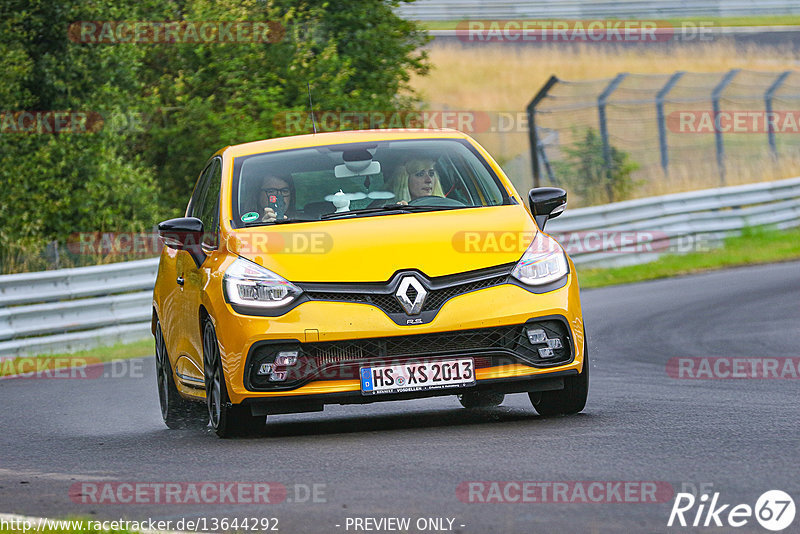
[218, 129, 470, 158]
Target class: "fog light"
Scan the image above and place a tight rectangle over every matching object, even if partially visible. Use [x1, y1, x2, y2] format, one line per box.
[257, 363, 274, 375]
[275, 351, 299, 366]
[538, 347, 555, 358]
[268, 371, 287, 382]
[547, 338, 562, 349]
[526, 328, 547, 344]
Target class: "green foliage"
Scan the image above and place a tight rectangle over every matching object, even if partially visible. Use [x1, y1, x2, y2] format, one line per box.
[0, 0, 159, 272]
[138, 0, 430, 209]
[553, 128, 641, 205]
[0, 0, 430, 272]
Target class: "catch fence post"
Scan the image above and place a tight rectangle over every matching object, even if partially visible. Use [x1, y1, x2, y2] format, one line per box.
[527, 75, 559, 189]
[712, 69, 739, 185]
[656, 71, 685, 175]
[765, 71, 791, 160]
[598, 73, 628, 201]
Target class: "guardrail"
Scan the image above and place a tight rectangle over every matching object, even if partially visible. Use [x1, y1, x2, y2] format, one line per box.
[397, 0, 800, 20]
[547, 176, 800, 267]
[0, 259, 158, 360]
[1, 176, 799, 359]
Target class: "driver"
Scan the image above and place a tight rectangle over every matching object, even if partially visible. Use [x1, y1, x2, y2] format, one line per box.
[391, 158, 444, 204]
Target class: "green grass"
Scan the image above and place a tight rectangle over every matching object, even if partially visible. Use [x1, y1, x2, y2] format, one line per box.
[419, 14, 800, 31]
[577, 226, 800, 289]
[0, 338, 153, 377]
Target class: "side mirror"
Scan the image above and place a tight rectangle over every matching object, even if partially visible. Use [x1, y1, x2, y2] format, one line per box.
[528, 187, 567, 230]
[158, 217, 204, 250]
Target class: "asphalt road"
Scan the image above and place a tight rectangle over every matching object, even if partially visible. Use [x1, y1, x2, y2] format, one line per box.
[1, 261, 799, 533]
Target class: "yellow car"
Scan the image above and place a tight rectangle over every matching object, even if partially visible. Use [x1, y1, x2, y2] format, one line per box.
[152, 129, 587, 437]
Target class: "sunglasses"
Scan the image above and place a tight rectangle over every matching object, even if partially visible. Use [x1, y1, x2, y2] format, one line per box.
[413, 169, 437, 178]
[262, 187, 291, 196]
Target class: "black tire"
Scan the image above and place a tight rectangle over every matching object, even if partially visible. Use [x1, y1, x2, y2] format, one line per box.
[458, 391, 505, 408]
[203, 318, 266, 438]
[529, 345, 589, 416]
[154, 321, 208, 429]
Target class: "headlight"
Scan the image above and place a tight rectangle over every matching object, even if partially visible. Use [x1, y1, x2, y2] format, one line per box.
[223, 257, 302, 308]
[511, 231, 568, 286]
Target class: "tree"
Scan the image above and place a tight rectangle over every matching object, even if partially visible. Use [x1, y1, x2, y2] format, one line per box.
[0, 0, 431, 271]
[139, 0, 430, 208]
[0, 0, 159, 272]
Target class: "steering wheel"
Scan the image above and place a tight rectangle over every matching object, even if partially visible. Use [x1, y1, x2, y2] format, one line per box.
[408, 195, 466, 207]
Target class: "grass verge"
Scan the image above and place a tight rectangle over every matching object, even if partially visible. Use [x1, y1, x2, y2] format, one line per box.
[577, 226, 800, 288]
[0, 338, 153, 377]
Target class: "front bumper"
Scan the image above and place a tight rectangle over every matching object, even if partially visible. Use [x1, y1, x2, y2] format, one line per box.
[212, 274, 584, 404]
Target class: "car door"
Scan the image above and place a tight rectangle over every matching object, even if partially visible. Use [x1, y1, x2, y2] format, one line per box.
[165, 159, 216, 386]
[175, 157, 222, 385]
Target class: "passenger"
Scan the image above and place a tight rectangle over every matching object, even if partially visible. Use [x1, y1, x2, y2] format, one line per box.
[259, 174, 297, 222]
[391, 158, 444, 204]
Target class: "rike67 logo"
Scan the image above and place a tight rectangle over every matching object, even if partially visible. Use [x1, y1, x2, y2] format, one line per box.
[668, 490, 796, 531]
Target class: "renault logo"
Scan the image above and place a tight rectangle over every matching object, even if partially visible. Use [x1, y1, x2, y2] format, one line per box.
[395, 276, 428, 315]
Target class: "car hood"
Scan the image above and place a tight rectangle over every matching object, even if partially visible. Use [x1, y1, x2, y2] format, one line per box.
[227, 205, 537, 283]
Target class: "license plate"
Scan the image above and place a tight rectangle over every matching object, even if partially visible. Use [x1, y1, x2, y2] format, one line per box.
[360, 358, 475, 395]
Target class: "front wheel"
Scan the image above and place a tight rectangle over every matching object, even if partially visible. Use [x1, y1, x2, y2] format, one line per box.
[203, 318, 266, 438]
[154, 321, 207, 429]
[529, 345, 589, 416]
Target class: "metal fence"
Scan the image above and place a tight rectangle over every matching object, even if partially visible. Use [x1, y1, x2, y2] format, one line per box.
[1, 176, 799, 360]
[398, 0, 800, 20]
[527, 69, 800, 204]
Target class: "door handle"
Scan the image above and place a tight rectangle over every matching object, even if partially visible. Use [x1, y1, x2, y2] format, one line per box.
[176, 276, 185, 286]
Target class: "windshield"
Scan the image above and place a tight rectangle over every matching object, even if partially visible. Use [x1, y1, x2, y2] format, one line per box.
[231, 138, 511, 226]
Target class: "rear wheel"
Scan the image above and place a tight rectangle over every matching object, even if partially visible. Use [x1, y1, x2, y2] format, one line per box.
[458, 391, 505, 408]
[154, 321, 207, 429]
[529, 345, 589, 416]
[203, 318, 265, 438]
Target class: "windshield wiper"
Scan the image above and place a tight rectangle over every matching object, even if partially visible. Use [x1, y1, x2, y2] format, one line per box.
[242, 218, 317, 227]
[320, 204, 463, 220]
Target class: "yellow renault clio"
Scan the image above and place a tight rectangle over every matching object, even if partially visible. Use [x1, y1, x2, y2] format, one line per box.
[152, 129, 587, 437]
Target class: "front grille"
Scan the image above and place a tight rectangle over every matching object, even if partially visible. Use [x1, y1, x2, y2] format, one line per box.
[245, 319, 574, 391]
[306, 274, 508, 316]
[421, 275, 507, 311]
[305, 324, 522, 362]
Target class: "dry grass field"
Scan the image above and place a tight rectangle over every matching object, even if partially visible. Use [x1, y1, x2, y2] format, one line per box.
[410, 41, 800, 202]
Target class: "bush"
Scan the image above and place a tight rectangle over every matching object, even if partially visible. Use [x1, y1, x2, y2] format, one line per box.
[553, 128, 640, 205]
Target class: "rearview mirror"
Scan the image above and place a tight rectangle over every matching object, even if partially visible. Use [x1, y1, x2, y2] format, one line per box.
[528, 187, 567, 230]
[334, 160, 381, 178]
